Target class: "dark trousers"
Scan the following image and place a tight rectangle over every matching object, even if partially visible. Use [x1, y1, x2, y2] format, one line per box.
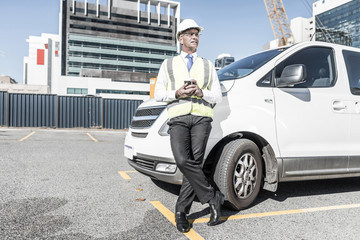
[168, 114, 215, 214]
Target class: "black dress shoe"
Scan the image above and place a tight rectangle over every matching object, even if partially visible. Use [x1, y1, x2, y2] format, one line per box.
[175, 212, 191, 233]
[207, 191, 225, 226]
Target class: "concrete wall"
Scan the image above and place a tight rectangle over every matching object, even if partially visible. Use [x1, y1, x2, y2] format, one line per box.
[0, 76, 15, 84]
[24, 33, 61, 91]
[52, 75, 150, 100]
[113, 0, 138, 10]
[0, 84, 49, 94]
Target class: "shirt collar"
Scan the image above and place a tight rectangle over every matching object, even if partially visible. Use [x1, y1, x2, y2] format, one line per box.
[180, 51, 197, 60]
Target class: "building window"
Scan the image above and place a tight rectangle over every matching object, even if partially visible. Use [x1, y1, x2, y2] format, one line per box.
[315, 1, 360, 48]
[151, 49, 165, 55]
[135, 48, 149, 53]
[68, 40, 177, 58]
[96, 89, 149, 95]
[69, 24, 173, 40]
[67, 88, 88, 95]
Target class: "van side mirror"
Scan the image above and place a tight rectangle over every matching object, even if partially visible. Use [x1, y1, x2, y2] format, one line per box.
[275, 64, 307, 87]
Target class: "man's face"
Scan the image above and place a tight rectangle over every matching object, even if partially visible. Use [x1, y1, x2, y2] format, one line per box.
[179, 28, 200, 53]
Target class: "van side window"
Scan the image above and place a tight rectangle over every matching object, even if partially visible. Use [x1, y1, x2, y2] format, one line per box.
[275, 47, 336, 88]
[343, 50, 360, 95]
[257, 70, 273, 87]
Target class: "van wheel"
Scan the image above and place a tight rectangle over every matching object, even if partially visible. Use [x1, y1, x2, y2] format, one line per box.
[214, 139, 263, 210]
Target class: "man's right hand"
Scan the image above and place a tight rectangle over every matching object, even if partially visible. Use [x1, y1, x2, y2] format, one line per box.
[175, 83, 196, 99]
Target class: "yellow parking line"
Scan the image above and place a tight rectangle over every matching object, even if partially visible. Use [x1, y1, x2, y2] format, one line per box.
[149, 201, 360, 239]
[191, 203, 360, 223]
[150, 201, 204, 240]
[302, 203, 360, 213]
[19, 131, 35, 142]
[87, 133, 98, 142]
[118, 171, 137, 180]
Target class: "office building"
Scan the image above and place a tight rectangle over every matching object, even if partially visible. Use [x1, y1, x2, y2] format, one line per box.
[264, 0, 360, 50]
[314, 0, 360, 47]
[23, 0, 180, 100]
[23, 33, 61, 90]
[0, 76, 17, 84]
[60, 0, 179, 81]
[263, 17, 314, 50]
[290, 17, 314, 43]
[0, 75, 49, 94]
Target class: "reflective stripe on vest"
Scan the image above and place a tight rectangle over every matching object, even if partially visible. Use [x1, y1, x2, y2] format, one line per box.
[164, 56, 214, 119]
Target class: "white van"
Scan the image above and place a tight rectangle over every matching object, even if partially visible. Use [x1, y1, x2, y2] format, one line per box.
[124, 41, 360, 210]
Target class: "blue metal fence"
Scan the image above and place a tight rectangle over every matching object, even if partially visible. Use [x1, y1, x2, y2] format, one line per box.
[58, 96, 102, 128]
[0, 91, 7, 126]
[0, 92, 143, 129]
[9, 93, 57, 127]
[103, 99, 142, 129]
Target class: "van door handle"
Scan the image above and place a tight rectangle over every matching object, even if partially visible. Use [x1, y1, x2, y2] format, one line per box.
[332, 101, 347, 111]
[264, 99, 273, 104]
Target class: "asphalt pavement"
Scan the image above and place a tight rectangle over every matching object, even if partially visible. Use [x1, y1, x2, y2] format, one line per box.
[1, 128, 360, 240]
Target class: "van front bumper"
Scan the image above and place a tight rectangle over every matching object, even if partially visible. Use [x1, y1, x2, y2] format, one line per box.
[127, 153, 183, 185]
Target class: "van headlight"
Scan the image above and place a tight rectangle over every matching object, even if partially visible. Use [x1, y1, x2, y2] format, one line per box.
[158, 119, 170, 136]
[155, 163, 177, 173]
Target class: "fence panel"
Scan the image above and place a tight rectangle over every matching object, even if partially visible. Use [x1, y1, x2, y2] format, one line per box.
[8, 93, 57, 127]
[103, 99, 142, 129]
[0, 91, 7, 126]
[1, 91, 142, 129]
[58, 96, 102, 128]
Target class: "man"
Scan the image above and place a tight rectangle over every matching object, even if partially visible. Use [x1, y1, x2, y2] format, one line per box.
[155, 19, 224, 233]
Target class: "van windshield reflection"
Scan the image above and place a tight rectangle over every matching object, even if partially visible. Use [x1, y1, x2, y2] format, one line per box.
[217, 48, 288, 81]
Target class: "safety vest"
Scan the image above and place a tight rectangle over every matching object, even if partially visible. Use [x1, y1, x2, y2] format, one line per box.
[164, 55, 214, 119]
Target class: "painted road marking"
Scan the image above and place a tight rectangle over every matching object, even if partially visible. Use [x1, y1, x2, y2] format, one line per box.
[151, 200, 360, 240]
[191, 203, 360, 223]
[150, 201, 204, 240]
[86, 133, 98, 142]
[19, 131, 36, 142]
[118, 171, 137, 180]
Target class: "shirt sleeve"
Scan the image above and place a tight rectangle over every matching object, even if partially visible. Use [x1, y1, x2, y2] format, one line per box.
[154, 61, 176, 102]
[202, 63, 222, 104]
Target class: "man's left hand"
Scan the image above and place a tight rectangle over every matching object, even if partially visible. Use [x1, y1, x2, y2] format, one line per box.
[185, 80, 203, 97]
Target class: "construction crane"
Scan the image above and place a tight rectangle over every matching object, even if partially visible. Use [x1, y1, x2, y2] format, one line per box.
[264, 0, 294, 46]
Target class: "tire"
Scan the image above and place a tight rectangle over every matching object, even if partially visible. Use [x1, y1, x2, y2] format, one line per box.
[214, 139, 263, 210]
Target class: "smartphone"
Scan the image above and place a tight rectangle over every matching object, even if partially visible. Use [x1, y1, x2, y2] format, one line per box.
[184, 80, 192, 85]
[184, 79, 193, 85]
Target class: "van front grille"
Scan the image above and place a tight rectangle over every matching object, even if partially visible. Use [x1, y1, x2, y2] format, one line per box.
[135, 107, 165, 117]
[132, 157, 155, 170]
[131, 105, 166, 129]
[131, 120, 155, 128]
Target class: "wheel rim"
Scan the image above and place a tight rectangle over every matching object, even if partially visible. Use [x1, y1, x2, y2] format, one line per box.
[233, 153, 258, 199]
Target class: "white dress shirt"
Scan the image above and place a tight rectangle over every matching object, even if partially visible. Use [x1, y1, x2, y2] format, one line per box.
[155, 51, 222, 105]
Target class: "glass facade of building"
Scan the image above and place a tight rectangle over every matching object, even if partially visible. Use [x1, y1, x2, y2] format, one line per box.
[61, 0, 179, 82]
[315, 0, 360, 47]
[67, 34, 176, 76]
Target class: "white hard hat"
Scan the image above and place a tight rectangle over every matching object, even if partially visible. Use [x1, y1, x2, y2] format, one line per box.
[176, 19, 204, 39]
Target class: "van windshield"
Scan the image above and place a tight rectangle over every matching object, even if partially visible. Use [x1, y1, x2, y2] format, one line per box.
[217, 48, 288, 81]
